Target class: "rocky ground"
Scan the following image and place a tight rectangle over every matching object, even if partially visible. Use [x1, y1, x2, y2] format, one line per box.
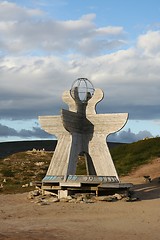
[0, 158, 160, 240]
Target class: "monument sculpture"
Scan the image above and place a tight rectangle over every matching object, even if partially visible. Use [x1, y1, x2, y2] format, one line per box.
[39, 78, 132, 196]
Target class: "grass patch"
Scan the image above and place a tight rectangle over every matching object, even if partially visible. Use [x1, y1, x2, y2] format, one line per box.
[1, 137, 160, 193]
[110, 137, 160, 176]
[0, 150, 53, 194]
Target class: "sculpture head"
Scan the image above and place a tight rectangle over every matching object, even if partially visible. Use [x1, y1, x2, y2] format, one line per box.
[70, 78, 95, 104]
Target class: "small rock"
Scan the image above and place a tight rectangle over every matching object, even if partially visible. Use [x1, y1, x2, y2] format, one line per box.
[68, 199, 76, 203]
[43, 191, 58, 197]
[66, 195, 72, 200]
[60, 198, 69, 202]
[83, 199, 95, 203]
[34, 198, 43, 204]
[32, 189, 41, 196]
[27, 192, 34, 199]
[39, 201, 50, 206]
[22, 184, 29, 188]
[50, 197, 59, 203]
[76, 196, 83, 202]
[114, 193, 122, 200]
[125, 197, 140, 202]
[94, 196, 117, 202]
[104, 196, 117, 202]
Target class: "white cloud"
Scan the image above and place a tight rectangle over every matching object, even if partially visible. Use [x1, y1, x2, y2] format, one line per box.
[0, 1, 44, 21]
[0, 2, 125, 55]
[108, 129, 153, 143]
[95, 26, 124, 36]
[0, 122, 153, 143]
[0, 2, 160, 122]
[1, 38, 160, 120]
[0, 122, 52, 139]
[137, 30, 160, 56]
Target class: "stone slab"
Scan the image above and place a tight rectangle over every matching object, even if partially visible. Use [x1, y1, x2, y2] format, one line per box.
[42, 175, 119, 183]
[98, 183, 133, 189]
[60, 182, 81, 187]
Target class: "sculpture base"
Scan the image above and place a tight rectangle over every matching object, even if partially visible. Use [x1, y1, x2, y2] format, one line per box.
[41, 175, 133, 198]
[43, 175, 119, 183]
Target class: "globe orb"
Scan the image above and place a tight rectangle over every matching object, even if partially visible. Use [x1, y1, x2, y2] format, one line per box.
[70, 78, 95, 103]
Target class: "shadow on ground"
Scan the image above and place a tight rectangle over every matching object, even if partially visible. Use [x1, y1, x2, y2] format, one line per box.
[132, 177, 160, 200]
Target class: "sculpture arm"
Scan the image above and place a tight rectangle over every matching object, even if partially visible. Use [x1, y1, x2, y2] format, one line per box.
[87, 113, 128, 134]
[38, 116, 67, 137]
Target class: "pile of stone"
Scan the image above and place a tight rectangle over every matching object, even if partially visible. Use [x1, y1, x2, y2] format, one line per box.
[27, 189, 139, 205]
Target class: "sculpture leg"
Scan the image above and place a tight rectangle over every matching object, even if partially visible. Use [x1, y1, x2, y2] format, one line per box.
[46, 133, 72, 176]
[88, 134, 119, 180]
[65, 132, 83, 176]
[64, 133, 96, 177]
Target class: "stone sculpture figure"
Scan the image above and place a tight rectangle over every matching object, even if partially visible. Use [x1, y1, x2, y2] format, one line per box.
[39, 78, 128, 182]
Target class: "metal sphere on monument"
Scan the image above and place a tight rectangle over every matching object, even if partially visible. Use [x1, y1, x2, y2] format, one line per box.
[70, 78, 95, 103]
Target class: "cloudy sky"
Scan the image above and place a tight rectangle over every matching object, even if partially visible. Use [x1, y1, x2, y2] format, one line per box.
[1, 0, 160, 143]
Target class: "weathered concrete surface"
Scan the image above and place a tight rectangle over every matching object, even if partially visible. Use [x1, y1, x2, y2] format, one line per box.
[39, 88, 128, 180]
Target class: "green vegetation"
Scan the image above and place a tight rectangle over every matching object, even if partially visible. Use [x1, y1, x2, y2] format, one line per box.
[0, 150, 52, 194]
[75, 138, 160, 177]
[110, 137, 160, 176]
[76, 155, 87, 175]
[0, 137, 160, 194]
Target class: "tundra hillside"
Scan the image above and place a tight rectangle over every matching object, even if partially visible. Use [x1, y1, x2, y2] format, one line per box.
[0, 137, 160, 194]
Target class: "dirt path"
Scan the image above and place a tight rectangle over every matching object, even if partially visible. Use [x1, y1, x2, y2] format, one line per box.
[0, 159, 160, 240]
[0, 192, 159, 240]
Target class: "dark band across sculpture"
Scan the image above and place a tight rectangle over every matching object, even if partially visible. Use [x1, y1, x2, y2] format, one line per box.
[39, 78, 132, 196]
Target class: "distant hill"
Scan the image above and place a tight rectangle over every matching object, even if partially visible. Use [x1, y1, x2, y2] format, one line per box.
[0, 137, 160, 194]
[0, 140, 57, 158]
[110, 137, 160, 176]
[0, 140, 124, 158]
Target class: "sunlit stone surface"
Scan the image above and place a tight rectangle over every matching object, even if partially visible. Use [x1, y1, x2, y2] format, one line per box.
[39, 78, 128, 182]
